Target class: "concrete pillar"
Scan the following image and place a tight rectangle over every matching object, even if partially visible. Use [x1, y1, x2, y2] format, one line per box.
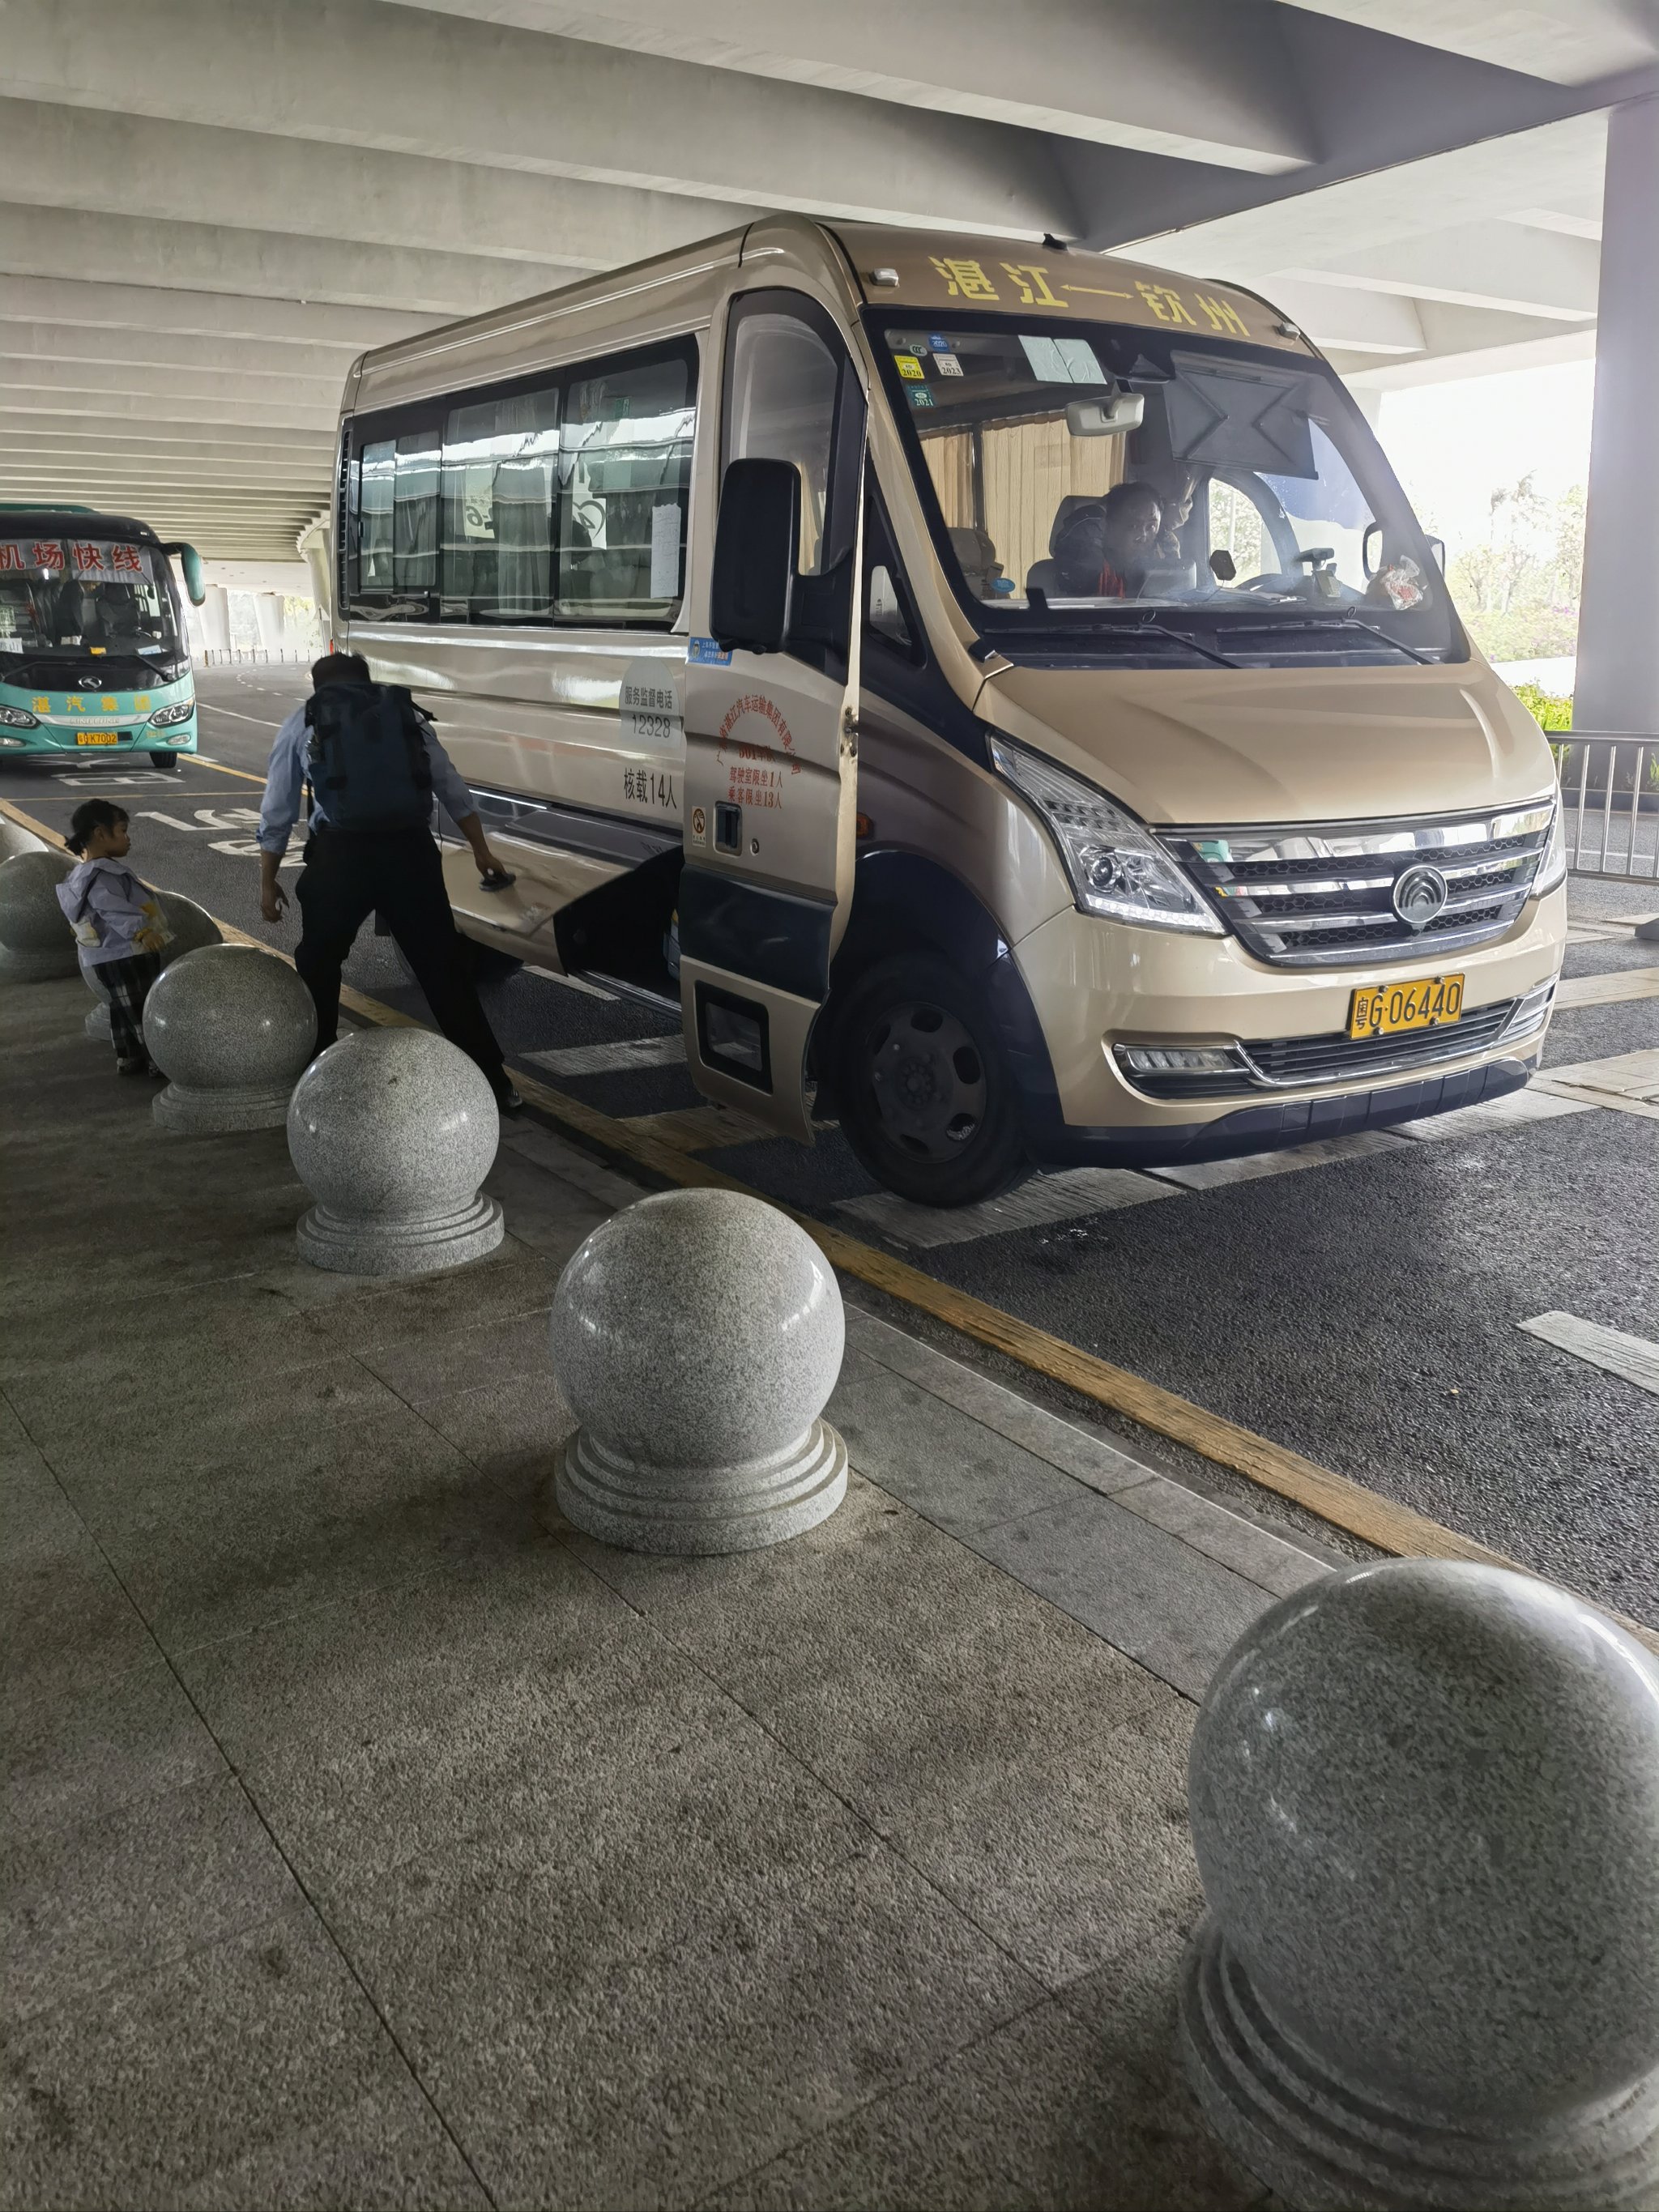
[252, 592, 286, 654]
[1575, 96, 1659, 735]
[198, 584, 232, 658]
[1348, 386, 1384, 430]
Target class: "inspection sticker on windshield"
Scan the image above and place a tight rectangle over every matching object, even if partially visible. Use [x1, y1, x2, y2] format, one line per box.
[933, 354, 962, 377]
[894, 354, 925, 381]
[907, 387, 936, 410]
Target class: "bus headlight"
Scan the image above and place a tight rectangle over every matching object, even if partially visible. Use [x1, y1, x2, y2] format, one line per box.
[147, 699, 195, 728]
[1533, 802, 1566, 895]
[987, 735, 1224, 935]
[0, 705, 40, 729]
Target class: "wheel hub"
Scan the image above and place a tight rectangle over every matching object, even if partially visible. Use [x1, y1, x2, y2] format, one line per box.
[865, 1001, 987, 1162]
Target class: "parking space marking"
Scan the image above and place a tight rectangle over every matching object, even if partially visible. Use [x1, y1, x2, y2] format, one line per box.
[1148, 1130, 1409, 1191]
[523, 1034, 685, 1076]
[838, 1166, 1179, 1249]
[1540, 1046, 1659, 1098]
[1556, 969, 1659, 1008]
[1392, 1089, 1599, 1142]
[1518, 1312, 1659, 1399]
[524, 964, 616, 1001]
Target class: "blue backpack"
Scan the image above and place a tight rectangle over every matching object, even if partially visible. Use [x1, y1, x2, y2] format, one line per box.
[304, 682, 434, 834]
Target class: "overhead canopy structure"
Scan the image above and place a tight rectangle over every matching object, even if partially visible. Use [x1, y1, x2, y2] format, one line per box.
[2, 0, 1653, 561]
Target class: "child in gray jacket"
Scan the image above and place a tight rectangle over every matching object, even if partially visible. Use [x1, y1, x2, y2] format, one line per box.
[56, 801, 171, 1075]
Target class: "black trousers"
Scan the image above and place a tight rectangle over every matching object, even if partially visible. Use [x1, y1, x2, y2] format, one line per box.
[295, 829, 507, 1093]
[89, 948, 162, 1065]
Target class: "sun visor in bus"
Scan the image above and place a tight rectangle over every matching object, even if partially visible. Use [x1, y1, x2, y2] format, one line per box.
[1137, 356, 1318, 480]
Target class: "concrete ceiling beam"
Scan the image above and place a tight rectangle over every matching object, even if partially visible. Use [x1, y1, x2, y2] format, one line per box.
[0, 275, 433, 352]
[1282, 219, 1601, 320]
[0, 356, 347, 411]
[0, 325, 363, 384]
[0, 98, 759, 275]
[0, 416, 334, 454]
[380, 0, 1319, 172]
[0, 206, 585, 321]
[0, 386, 339, 432]
[1256, 278, 1426, 354]
[3, 0, 1077, 236]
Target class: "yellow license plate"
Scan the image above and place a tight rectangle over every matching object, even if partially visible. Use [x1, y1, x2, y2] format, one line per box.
[75, 731, 120, 745]
[1350, 973, 1465, 1038]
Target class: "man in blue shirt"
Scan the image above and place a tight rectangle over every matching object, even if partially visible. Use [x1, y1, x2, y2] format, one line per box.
[258, 652, 521, 1111]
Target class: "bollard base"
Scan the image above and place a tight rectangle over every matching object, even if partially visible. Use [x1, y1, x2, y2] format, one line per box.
[1179, 1916, 1659, 2210]
[549, 1418, 848, 1555]
[296, 1191, 504, 1276]
[0, 944, 80, 982]
[154, 1078, 295, 1133]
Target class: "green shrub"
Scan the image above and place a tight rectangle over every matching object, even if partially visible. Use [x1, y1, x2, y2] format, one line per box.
[1510, 680, 1572, 731]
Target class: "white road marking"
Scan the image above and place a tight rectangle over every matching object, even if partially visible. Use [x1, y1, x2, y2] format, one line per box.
[1540, 1047, 1659, 1102]
[1147, 1130, 1408, 1191]
[196, 703, 285, 729]
[524, 964, 616, 1002]
[1555, 969, 1659, 1008]
[1392, 1089, 1599, 1142]
[837, 1166, 1179, 1250]
[524, 1034, 685, 1077]
[1517, 1311, 1659, 1399]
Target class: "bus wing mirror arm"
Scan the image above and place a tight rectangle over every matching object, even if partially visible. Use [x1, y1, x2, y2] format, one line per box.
[163, 542, 206, 605]
[709, 458, 800, 654]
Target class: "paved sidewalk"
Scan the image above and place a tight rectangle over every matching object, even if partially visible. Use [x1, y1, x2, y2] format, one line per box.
[2, 974, 1325, 2210]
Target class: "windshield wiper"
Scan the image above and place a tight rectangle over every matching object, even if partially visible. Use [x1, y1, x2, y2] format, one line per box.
[1230, 616, 1434, 666]
[1009, 612, 1239, 669]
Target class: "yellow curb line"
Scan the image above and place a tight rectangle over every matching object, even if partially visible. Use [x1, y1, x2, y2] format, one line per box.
[7, 791, 1654, 1656]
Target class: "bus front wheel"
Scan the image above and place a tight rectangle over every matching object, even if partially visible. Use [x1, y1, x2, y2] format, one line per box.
[831, 952, 1028, 1208]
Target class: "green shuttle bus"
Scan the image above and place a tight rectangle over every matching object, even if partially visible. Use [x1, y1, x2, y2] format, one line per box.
[0, 506, 207, 772]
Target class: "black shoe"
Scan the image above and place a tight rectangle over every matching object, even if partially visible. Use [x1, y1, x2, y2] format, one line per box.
[496, 1083, 526, 1115]
[116, 1056, 155, 1077]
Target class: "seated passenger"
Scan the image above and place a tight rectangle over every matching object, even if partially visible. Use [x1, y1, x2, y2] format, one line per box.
[1043, 480, 1162, 599]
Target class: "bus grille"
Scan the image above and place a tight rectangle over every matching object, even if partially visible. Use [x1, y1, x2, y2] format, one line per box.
[1159, 803, 1555, 968]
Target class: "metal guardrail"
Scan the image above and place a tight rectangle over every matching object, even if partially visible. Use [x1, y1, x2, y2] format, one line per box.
[195, 647, 313, 666]
[1557, 733, 1659, 882]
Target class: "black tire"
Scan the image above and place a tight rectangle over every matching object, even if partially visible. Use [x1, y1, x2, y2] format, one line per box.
[830, 951, 1029, 1208]
[147, 750, 183, 773]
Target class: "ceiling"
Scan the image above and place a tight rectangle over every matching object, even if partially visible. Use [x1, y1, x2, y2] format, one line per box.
[2, 0, 1653, 562]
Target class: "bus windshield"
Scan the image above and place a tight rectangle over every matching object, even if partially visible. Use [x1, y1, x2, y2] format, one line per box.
[0, 537, 185, 674]
[870, 314, 1459, 667]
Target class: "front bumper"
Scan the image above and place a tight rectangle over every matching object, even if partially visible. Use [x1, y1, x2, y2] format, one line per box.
[0, 714, 197, 757]
[1009, 880, 1567, 1165]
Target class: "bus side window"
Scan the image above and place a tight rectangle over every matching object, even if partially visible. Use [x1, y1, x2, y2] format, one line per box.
[868, 566, 912, 651]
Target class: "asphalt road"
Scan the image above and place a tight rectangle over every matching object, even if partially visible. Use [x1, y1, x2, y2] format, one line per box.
[10, 663, 1656, 1623]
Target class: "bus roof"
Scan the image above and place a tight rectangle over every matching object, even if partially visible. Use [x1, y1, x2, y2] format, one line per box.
[0, 507, 164, 542]
[348, 211, 1316, 411]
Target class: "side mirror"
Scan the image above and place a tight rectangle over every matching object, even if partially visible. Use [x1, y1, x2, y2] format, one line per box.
[1066, 391, 1145, 438]
[1209, 548, 1237, 583]
[1427, 535, 1446, 573]
[709, 458, 800, 654]
[164, 541, 206, 605]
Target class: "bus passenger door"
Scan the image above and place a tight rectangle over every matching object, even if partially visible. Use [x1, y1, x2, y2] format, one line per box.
[680, 292, 865, 1141]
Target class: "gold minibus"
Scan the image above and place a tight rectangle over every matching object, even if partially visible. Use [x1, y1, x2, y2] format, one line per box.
[331, 215, 1566, 1204]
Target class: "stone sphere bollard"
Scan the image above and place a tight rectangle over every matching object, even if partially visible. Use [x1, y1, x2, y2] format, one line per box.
[0, 820, 49, 864]
[287, 1027, 504, 1276]
[548, 1188, 847, 1554]
[85, 889, 223, 1039]
[1181, 1559, 1659, 2210]
[0, 849, 77, 981]
[145, 944, 317, 1132]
